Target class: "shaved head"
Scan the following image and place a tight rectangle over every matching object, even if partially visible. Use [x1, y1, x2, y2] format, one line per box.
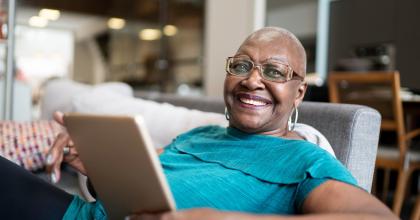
[225, 27, 309, 135]
[241, 27, 307, 77]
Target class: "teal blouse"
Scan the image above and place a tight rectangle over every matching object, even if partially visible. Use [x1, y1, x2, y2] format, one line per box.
[63, 125, 357, 220]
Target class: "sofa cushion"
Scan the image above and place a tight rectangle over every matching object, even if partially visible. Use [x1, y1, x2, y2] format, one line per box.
[71, 90, 228, 148]
[40, 79, 133, 120]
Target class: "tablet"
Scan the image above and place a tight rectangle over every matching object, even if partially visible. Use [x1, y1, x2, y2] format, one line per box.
[63, 113, 176, 219]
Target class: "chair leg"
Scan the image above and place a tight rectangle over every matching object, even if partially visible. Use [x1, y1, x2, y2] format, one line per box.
[411, 195, 420, 220]
[393, 169, 409, 216]
[382, 169, 391, 202]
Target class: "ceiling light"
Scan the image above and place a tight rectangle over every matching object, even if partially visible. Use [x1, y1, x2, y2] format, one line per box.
[163, 25, 178, 36]
[39, 9, 60, 21]
[139, 29, 161, 41]
[29, 16, 48, 28]
[107, 17, 126, 30]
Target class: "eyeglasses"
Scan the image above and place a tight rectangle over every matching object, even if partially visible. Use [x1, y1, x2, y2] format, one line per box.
[225, 56, 304, 83]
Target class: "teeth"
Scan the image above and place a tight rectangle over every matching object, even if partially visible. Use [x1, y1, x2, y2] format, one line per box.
[240, 97, 267, 106]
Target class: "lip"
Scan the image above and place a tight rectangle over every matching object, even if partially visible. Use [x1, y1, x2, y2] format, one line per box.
[235, 93, 273, 109]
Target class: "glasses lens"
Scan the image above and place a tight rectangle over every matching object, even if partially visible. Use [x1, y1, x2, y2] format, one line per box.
[228, 58, 253, 76]
[262, 63, 290, 82]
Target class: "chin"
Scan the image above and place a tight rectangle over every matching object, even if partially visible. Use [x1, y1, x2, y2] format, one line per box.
[231, 117, 266, 134]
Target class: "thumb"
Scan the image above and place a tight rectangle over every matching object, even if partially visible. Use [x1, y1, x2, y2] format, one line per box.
[53, 111, 65, 126]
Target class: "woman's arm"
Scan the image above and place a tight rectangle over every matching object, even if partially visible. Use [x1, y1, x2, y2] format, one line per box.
[130, 180, 398, 220]
[294, 180, 398, 220]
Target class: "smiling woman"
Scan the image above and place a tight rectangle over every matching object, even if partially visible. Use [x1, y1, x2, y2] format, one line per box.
[0, 27, 398, 220]
[224, 28, 307, 136]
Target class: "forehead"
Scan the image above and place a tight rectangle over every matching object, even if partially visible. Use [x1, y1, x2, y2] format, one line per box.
[236, 36, 301, 69]
[248, 30, 283, 42]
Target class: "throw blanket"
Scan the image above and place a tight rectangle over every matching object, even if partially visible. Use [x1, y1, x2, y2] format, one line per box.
[0, 121, 60, 171]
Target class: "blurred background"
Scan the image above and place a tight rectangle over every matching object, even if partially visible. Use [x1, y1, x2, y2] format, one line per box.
[2, 0, 420, 120]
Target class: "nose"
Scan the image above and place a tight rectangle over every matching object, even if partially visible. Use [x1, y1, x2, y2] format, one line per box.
[240, 66, 266, 90]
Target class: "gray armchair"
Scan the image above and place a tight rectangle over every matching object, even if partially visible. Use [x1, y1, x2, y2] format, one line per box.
[136, 92, 381, 192]
[299, 102, 381, 192]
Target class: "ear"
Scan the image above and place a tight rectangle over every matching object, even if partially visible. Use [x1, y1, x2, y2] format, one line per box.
[294, 82, 307, 107]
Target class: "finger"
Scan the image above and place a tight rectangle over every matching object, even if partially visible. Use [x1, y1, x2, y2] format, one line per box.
[47, 133, 69, 166]
[126, 214, 162, 220]
[46, 133, 69, 182]
[53, 111, 65, 126]
[51, 135, 67, 183]
[52, 151, 64, 183]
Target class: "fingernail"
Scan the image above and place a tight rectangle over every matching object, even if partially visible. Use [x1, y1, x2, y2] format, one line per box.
[46, 154, 53, 165]
[51, 173, 57, 183]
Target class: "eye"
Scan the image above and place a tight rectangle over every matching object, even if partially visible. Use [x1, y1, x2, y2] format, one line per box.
[230, 60, 252, 74]
[263, 67, 286, 79]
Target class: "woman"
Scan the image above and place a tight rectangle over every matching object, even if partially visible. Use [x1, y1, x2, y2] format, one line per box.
[1, 27, 396, 220]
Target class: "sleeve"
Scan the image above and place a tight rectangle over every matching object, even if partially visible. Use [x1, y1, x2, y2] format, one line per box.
[294, 177, 329, 211]
[62, 196, 107, 220]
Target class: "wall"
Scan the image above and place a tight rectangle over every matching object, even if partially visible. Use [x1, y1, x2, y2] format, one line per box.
[73, 38, 107, 84]
[266, 0, 319, 73]
[328, 0, 420, 90]
[266, 0, 318, 39]
[203, 0, 266, 98]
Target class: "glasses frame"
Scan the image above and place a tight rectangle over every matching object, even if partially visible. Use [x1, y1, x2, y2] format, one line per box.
[225, 56, 304, 83]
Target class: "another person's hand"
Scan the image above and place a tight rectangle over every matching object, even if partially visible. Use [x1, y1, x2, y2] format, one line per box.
[46, 111, 86, 183]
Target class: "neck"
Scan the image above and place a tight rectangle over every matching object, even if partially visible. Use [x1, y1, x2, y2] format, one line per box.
[229, 124, 290, 138]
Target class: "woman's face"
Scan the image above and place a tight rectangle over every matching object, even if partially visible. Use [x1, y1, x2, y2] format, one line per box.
[224, 37, 307, 136]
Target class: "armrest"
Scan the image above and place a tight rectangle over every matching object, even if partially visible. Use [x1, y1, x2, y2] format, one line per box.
[299, 101, 381, 192]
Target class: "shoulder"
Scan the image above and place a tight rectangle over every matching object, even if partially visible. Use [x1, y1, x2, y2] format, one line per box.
[180, 125, 225, 136]
[172, 125, 226, 142]
[272, 139, 357, 185]
[293, 123, 335, 157]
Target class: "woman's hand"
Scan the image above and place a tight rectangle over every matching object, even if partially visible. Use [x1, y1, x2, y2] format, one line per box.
[46, 111, 86, 183]
[126, 208, 257, 220]
[128, 208, 223, 220]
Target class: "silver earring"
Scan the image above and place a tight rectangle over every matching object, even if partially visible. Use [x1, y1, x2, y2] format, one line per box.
[288, 107, 298, 131]
[225, 107, 230, 120]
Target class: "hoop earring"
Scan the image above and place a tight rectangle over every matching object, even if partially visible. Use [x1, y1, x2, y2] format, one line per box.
[288, 107, 298, 131]
[225, 107, 230, 120]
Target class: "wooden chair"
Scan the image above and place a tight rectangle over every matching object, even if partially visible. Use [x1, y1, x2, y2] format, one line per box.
[411, 195, 420, 220]
[328, 71, 420, 216]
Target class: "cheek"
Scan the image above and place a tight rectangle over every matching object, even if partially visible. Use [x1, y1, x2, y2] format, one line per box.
[268, 84, 297, 112]
[224, 76, 239, 104]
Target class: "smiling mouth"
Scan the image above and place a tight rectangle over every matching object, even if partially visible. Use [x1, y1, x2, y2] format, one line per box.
[236, 93, 272, 107]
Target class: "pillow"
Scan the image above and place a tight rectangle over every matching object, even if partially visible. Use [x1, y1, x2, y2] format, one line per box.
[40, 79, 133, 120]
[40, 79, 90, 120]
[295, 123, 335, 157]
[0, 120, 61, 171]
[71, 90, 228, 148]
[71, 90, 335, 157]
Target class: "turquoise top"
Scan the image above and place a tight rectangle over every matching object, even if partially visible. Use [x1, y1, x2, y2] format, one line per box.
[63, 125, 357, 220]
